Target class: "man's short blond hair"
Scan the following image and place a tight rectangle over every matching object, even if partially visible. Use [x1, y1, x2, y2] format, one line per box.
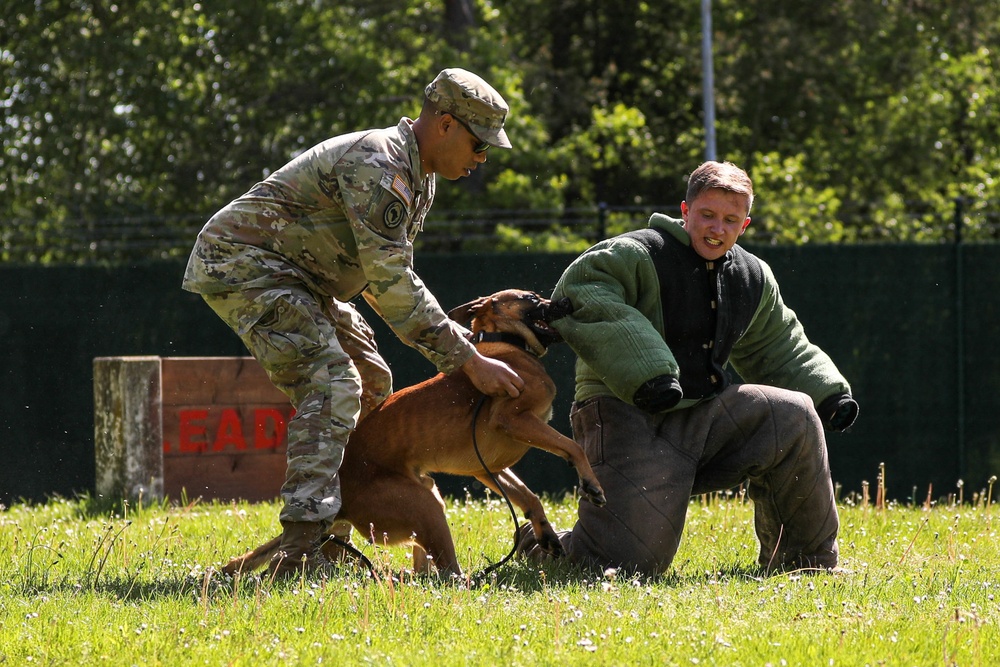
[685, 161, 754, 213]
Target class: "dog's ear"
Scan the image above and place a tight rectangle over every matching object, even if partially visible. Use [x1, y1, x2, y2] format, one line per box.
[447, 296, 491, 327]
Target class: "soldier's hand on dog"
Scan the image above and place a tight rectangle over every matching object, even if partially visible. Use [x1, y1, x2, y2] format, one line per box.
[461, 351, 525, 397]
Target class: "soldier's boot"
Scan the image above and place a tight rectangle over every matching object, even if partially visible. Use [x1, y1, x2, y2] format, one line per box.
[268, 520, 329, 579]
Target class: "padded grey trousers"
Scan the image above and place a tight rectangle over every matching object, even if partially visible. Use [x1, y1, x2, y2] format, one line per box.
[562, 384, 839, 575]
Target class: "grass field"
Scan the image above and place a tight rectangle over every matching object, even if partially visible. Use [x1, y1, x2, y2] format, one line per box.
[2, 486, 998, 666]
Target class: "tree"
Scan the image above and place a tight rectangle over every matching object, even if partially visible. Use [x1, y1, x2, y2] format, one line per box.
[713, 0, 1000, 241]
[3, 0, 998, 264]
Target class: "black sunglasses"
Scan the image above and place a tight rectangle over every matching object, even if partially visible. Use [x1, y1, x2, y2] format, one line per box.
[441, 112, 490, 153]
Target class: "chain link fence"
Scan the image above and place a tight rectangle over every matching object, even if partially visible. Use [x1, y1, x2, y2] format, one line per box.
[4, 199, 1000, 266]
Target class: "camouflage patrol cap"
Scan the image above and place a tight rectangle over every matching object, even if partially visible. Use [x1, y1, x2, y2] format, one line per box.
[425, 68, 512, 149]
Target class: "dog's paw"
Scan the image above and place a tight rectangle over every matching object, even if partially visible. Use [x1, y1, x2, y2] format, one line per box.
[537, 528, 566, 558]
[517, 523, 569, 561]
[579, 481, 607, 507]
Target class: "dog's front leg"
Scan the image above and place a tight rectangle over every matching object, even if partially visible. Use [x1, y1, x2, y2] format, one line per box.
[474, 468, 564, 557]
[489, 409, 607, 507]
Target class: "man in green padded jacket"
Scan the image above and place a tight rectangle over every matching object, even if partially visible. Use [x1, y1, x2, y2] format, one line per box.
[519, 160, 859, 576]
[183, 68, 524, 578]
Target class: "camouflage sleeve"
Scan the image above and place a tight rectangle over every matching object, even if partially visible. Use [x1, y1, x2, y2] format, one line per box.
[341, 165, 475, 374]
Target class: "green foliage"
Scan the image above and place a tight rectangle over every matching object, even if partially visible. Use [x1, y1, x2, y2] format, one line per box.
[3, 0, 999, 263]
[3, 493, 1000, 664]
[493, 223, 593, 253]
[746, 152, 846, 244]
[718, 0, 1000, 243]
[548, 102, 659, 205]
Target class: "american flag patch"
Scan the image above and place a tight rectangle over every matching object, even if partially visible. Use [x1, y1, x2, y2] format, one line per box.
[381, 171, 412, 207]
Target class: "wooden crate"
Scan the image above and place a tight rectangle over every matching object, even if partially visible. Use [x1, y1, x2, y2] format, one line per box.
[94, 356, 292, 503]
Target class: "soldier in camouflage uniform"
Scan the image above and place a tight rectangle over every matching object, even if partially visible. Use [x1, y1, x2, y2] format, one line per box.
[183, 68, 524, 578]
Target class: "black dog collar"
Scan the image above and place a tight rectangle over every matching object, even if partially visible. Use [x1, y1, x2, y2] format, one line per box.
[471, 331, 537, 355]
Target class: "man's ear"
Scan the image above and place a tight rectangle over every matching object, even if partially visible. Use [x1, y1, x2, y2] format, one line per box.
[437, 112, 457, 138]
[740, 216, 752, 234]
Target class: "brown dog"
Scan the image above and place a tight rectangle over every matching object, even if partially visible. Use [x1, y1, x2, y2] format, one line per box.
[222, 289, 606, 578]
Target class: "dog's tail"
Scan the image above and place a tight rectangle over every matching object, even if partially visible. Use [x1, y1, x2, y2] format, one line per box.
[221, 535, 282, 576]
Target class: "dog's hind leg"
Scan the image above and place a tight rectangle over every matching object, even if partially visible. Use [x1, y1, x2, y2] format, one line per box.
[475, 468, 565, 557]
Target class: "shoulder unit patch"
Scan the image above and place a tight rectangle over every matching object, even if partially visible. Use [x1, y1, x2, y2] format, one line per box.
[383, 200, 405, 228]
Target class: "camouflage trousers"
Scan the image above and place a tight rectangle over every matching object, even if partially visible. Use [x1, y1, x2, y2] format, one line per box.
[559, 384, 839, 575]
[202, 286, 392, 525]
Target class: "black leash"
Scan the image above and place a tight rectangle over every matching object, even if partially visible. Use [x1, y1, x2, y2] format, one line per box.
[467, 394, 523, 585]
[319, 534, 378, 580]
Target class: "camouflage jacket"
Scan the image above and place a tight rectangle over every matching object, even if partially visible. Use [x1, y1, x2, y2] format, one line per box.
[182, 118, 476, 374]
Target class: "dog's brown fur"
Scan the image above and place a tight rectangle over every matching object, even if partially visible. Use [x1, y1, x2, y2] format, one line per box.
[222, 289, 605, 577]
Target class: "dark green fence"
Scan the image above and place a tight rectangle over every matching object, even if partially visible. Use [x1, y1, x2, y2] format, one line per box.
[2, 245, 997, 506]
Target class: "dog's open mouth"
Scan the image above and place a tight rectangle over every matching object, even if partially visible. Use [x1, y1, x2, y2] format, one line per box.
[528, 318, 562, 345]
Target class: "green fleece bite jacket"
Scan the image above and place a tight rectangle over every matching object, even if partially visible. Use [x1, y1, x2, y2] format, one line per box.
[551, 213, 852, 412]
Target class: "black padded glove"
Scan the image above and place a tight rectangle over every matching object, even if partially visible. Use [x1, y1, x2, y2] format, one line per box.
[632, 375, 683, 414]
[817, 393, 859, 432]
